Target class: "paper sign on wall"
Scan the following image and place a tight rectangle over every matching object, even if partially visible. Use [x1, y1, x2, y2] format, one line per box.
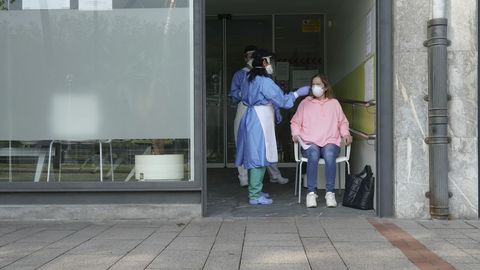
[365, 9, 374, 57]
[302, 19, 321, 33]
[79, 0, 112, 10]
[23, 0, 70, 10]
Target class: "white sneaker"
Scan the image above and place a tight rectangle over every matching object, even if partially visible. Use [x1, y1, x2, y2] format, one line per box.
[306, 192, 318, 208]
[270, 175, 289, 184]
[325, 192, 337, 208]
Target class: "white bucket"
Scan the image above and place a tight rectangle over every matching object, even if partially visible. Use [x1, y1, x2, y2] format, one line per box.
[134, 154, 184, 181]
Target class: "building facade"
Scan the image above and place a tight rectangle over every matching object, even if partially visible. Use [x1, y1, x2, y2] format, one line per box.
[0, 0, 478, 219]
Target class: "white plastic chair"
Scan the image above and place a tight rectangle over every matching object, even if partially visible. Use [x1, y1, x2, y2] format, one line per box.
[294, 141, 351, 204]
[47, 139, 114, 182]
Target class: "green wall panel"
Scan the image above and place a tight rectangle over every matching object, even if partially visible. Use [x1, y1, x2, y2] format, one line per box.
[334, 56, 376, 136]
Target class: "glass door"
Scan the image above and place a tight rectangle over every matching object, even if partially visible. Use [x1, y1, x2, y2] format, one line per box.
[206, 17, 224, 165]
[206, 14, 324, 166]
[206, 15, 271, 166]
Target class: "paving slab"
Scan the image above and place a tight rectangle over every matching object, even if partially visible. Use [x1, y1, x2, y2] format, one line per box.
[37, 254, 120, 270]
[179, 220, 222, 237]
[0, 257, 20, 269]
[203, 253, 241, 270]
[295, 221, 327, 238]
[68, 239, 142, 255]
[209, 240, 243, 254]
[167, 236, 216, 251]
[109, 260, 151, 270]
[450, 263, 480, 270]
[241, 246, 309, 264]
[0, 228, 47, 246]
[333, 241, 417, 269]
[244, 233, 302, 247]
[240, 263, 311, 270]
[246, 222, 298, 234]
[16, 230, 76, 243]
[147, 249, 210, 269]
[418, 220, 476, 229]
[0, 242, 48, 258]
[466, 221, 480, 229]
[302, 238, 347, 270]
[2, 248, 67, 269]
[95, 227, 156, 240]
[325, 228, 387, 242]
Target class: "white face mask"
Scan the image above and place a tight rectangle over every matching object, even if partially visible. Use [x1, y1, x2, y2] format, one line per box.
[246, 59, 253, 67]
[312, 85, 325, 97]
[265, 64, 274, 75]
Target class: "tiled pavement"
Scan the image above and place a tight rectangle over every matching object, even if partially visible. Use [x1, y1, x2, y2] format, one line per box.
[0, 217, 479, 270]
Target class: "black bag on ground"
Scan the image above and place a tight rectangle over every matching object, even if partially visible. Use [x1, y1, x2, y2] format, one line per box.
[342, 165, 375, 210]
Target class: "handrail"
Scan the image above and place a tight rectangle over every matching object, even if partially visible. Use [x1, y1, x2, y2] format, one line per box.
[339, 98, 376, 107]
[350, 128, 376, 140]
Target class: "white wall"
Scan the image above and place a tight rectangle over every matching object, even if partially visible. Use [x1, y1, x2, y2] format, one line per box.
[327, 0, 375, 84]
[326, 0, 377, 187]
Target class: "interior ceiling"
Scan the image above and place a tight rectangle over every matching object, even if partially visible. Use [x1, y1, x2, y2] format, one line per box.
[206, 0, 349, 15]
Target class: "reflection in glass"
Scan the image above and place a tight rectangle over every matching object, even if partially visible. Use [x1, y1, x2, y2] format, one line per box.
[0, 139, 191, 182]
[0, 2, 194, 182]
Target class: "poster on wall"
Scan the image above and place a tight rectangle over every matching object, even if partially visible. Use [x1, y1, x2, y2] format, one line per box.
[79, 0, 112, 10]
[23, 0, 70, 10]
[364, 57, 375, 101]
[275, 62, 290, 81]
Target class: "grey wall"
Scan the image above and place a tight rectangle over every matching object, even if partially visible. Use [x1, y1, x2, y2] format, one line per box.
[393, 0, 478, 218]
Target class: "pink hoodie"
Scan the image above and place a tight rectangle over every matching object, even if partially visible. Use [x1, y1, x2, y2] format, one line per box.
[291, 97, 350, 147]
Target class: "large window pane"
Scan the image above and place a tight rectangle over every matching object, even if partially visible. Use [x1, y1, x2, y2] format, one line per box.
[0, 0, 194, 182]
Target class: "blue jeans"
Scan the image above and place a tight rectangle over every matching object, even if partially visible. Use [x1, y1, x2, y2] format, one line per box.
[302, 144, 340, 193]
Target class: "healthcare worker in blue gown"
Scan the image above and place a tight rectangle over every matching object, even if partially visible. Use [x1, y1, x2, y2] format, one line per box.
[231, 45, 290, 187]
[235, 49, 310, 205]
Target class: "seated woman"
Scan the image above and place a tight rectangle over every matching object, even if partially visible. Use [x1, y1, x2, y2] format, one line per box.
[290, 74, 352, 208]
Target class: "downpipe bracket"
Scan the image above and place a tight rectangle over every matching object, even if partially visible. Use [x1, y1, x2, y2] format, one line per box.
[424, 136, 451, 144]
[423, 94, 452, 102]
[425, 191, 453, 198]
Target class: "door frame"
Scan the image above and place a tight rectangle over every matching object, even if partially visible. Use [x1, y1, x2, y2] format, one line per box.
[202, 0, 395, 217]
[375, 0, 394, 217]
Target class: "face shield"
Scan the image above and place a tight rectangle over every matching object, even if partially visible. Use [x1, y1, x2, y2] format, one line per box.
[244, 50, 256, 65]
[262, 56, 275, 75]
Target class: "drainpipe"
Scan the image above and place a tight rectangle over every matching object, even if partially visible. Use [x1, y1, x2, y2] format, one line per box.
[423, 0, 451, 219]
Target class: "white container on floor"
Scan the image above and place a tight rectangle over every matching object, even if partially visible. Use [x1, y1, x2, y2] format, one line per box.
[135, 154, 184, 181]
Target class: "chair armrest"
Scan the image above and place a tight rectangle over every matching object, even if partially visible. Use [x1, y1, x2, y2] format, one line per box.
[345, 144, 351, 160]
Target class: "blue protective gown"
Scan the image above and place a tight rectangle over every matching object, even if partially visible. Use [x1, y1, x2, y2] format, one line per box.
[235, 75, 297, 169]
[230, 67, 249, 104]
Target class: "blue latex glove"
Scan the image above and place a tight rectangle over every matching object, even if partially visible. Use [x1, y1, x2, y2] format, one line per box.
[274, 106, 283, 124]
[294, 85, 310, 97]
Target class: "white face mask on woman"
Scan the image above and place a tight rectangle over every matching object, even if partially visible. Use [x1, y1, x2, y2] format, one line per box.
[311, 85, 325, 97]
